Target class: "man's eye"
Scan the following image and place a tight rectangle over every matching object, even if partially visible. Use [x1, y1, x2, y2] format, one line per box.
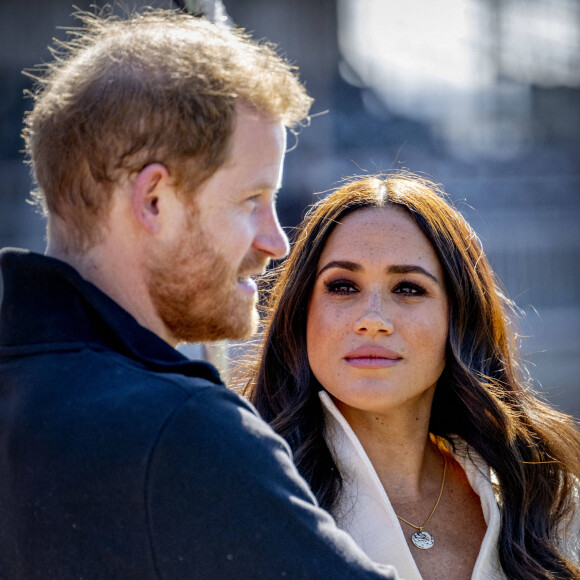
[324, 280, 358, 295]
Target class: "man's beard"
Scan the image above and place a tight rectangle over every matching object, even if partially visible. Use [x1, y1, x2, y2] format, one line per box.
[146, 221, 267, 344]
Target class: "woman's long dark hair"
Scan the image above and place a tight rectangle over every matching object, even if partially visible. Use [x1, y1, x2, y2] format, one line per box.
[241, 173, 580, 579]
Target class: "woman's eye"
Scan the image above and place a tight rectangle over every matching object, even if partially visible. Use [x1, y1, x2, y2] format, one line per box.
[324, 280, 358, 295]
[393, 282, 426, 296]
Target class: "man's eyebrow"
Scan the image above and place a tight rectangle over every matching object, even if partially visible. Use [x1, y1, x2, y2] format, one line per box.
[316, 261, 440, 284]
[242, 185, 280, 197]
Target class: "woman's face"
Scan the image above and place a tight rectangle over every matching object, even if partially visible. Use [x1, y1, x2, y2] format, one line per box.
[306, 206, 449, 421]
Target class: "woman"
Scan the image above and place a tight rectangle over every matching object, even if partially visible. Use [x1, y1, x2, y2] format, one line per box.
[242, 173, 580, 579]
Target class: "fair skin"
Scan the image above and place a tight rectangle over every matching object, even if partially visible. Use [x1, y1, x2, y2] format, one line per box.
[307, 207, 487, 580]
[47, 103, 289, 346]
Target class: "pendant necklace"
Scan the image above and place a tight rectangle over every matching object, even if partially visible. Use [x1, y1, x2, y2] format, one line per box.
[395, 447, 447, 550]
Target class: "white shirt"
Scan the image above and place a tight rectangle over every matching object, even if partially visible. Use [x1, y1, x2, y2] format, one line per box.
[319, 391, 579, 579]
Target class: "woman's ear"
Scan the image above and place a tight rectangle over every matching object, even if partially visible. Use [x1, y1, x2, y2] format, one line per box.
[132, 163, 171, 234]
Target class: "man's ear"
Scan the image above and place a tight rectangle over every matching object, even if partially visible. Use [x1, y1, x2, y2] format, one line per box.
[132, 163, 171, 234]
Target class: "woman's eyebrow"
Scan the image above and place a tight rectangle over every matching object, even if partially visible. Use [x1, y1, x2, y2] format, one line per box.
[387, 264, 439, 284]
[316, 261, 440, 284]
[316, 260, 360, 279]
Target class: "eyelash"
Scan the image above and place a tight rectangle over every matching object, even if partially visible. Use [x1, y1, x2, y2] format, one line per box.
[324, 279, 357, 295]
[323, 279, 427, 297]
[394, 282, 427, 296]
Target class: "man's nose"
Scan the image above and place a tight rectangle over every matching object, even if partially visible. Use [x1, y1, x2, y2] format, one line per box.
[253, 205, 290, 259]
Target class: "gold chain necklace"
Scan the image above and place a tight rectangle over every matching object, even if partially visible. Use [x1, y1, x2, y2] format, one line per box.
[395, 447, 447, 550]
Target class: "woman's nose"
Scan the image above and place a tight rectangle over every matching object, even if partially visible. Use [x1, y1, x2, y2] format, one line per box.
[354, 298, 394, 335]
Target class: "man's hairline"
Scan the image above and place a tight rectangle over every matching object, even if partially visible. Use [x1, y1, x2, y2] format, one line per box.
[176, 101, 290, 204]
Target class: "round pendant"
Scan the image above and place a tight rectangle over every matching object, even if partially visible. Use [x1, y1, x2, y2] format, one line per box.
[411, 530, 435, 550]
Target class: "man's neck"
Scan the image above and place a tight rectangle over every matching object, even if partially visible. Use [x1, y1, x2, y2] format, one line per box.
[46, 239, 177, 348]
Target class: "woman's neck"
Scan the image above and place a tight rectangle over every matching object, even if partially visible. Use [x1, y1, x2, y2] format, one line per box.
[334, 398, 443, 501]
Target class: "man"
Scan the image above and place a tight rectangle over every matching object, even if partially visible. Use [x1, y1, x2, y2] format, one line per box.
[0, 9, 400, 579]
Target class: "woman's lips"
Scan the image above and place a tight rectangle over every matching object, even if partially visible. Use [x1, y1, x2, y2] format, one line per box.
[343, 346, 402, 369]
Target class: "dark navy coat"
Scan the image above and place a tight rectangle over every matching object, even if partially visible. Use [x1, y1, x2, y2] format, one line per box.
[0, 249, 399, 579]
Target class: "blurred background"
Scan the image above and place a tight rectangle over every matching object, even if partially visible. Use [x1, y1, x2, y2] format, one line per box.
[1, 0, 578, 419]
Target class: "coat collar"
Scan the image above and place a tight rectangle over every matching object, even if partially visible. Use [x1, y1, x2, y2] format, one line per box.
[318, 390, 504, 579]
[0, 248, 221, 383]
